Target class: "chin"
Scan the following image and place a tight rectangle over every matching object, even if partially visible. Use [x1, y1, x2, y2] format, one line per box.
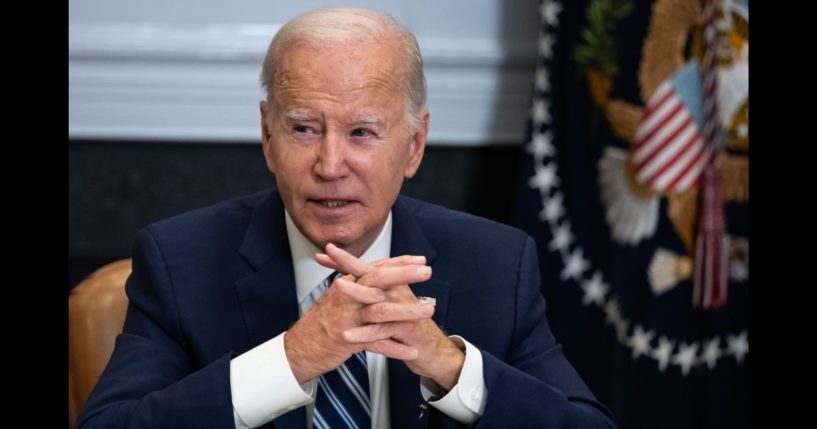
[310, 226, 359, 250]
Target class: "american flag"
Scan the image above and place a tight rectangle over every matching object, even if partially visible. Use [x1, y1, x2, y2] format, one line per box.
[632, 61, 711, 193]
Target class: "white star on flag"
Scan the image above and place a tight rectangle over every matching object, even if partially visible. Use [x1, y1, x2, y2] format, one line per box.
[539, 192, 564, 222]
[561, 248, 588, 281]
[541, 0, 563, 27]
[532, 99, 552, 124]
[652, 336, 675, 372]
[628, 326, 655, 359]
[538, 33, 555, 58]
[672, 342, 700, 376]
[528, 164, 559, 194]
[526, 130, 555, 162]
[580, 271, 607, 307]
[549, 221, 573, 252]
[535, 67, 551, 92]
[699, 337, 722, 369]
[604, 298, 621, 326]
[727, 331, 749, 364]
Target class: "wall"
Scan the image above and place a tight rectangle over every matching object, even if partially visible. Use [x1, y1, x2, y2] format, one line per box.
[70, 0, 539, 144]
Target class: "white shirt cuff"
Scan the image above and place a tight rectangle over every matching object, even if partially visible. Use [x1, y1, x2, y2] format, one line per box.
[420, 335, 486, 424]
[231, 332, 316, 428]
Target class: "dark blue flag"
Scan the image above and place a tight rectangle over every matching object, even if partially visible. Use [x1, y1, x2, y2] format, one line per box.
[512, 0, 749, 427]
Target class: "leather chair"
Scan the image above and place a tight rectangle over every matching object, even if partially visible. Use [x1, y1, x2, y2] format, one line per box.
[68, 259, 132, 425]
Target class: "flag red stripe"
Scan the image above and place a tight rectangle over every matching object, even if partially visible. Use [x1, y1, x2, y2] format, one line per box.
[634, 104, 689, 167]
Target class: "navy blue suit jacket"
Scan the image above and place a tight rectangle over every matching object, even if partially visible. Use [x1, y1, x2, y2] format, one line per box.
[77, 189, 616, 428]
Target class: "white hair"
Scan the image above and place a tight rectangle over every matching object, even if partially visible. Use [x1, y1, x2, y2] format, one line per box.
[260, 7, 427, 131]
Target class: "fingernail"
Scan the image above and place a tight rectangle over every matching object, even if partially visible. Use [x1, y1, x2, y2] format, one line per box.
[419, 304, 435, 316]
[316, 253, 328, 258]
[414, 255, 426, 263]
[417, 266, 431, 276]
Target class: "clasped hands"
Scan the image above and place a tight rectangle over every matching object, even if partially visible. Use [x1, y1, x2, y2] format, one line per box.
[285, 243, 464, 391]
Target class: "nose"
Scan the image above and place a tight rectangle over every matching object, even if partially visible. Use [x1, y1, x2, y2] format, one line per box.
[313, 132, 348, 180]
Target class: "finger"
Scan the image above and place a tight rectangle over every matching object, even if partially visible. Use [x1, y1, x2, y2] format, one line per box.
[357, 265, 432, 290]
[366, 339, 419, 360]
[334, 277, 385, 304]
[371, 255, 427, 268]
[342, 321, 414, 343]
[361, 302, 435, 323]
[315, 253, 340, 271]
[383, 286, 419, 304]
[325, 243, 373, 277]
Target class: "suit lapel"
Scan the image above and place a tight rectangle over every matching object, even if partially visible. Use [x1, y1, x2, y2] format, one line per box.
[388, 197, 450, 429]
[390, 197, 451, 329]
[235, 191, 306, 429]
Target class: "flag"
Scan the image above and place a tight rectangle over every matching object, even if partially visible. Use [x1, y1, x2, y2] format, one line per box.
[512, 0, 749, 427]
[633, 61, 710, 193]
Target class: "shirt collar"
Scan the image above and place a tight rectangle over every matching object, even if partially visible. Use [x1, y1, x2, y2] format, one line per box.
[284, 210, 392, 304]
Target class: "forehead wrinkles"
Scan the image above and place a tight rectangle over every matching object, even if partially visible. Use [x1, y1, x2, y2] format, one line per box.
[272, 42, 407, 107]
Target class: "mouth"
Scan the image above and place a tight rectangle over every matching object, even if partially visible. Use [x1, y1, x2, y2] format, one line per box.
[309, 199, 357, 209]
[318, 200, 350, 208]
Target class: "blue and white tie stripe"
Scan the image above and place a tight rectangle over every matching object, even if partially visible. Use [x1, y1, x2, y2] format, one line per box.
[311, 273, 371, 429]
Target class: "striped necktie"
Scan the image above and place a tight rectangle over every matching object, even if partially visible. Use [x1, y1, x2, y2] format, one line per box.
[310, 273, 371, 429]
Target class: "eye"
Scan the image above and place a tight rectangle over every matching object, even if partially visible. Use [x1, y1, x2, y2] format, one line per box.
[351, 128, 372, 137]
[293, 125, 311, 134]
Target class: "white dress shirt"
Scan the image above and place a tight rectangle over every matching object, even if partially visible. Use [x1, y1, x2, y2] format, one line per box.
[230, 210, 487, 428]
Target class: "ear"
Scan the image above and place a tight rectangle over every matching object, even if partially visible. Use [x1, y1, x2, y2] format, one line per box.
[260, 100, 277, 174]
[404, 108, 429, 179]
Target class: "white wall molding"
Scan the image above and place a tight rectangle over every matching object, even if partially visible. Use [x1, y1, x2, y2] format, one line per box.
[70, 22, 536, 145]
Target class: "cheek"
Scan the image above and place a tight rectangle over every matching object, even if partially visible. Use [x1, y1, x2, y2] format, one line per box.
[274, 144, 314, 177]
[366, 159, 409, 198]
[387, 145, 413, 178]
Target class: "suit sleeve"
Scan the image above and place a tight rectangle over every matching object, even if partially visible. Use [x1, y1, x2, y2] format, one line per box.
[470, 236, 617, 428]
[75, 229, 236, 429]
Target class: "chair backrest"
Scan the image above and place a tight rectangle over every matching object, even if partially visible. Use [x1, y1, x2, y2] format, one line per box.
[68, 259, 132, 425]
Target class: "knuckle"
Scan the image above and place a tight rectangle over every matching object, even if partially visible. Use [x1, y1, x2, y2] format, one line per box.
[372, 303, 388, 321]
[365, 270, 380, 286]
[375, 323, 390, 338]
[390, 322, 406, 337]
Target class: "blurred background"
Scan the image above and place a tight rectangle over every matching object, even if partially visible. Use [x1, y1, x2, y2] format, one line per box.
[69, 0, 748, 427]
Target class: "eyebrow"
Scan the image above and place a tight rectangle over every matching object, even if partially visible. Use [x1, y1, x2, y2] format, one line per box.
[282, 111, 385, 127]
[353, 115, 384, 126]
[283, 111, 316, 122]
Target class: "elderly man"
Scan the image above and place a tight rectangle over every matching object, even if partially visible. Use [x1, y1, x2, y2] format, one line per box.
[76, 7, 616, 429]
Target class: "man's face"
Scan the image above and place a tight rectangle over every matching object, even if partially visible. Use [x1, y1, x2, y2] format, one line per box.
[261, 39, 428, 257]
